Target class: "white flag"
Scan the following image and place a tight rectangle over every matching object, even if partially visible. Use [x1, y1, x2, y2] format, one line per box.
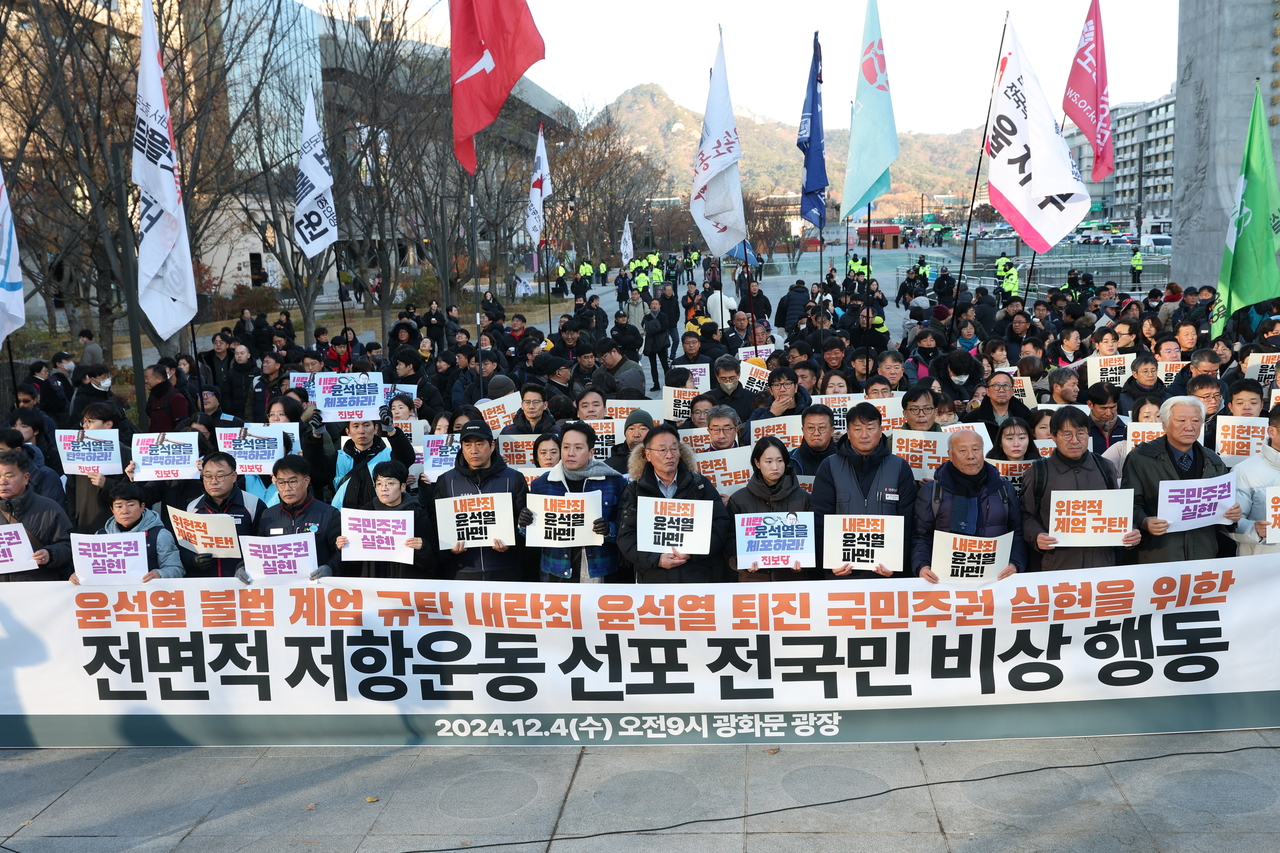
[131, 0, 197, 340]
[526, 124, 552, 246]
[295, 86, 338, 258]
[690, 33, 747, 257]
[620, 215, 634, 266]
[985, 24, 1089, 253]
[0, 160, 24, 346]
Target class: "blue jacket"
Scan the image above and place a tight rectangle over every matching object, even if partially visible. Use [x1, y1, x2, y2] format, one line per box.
[526, 463, 627, 579]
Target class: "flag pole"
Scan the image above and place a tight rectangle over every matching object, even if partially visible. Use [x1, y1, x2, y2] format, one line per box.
[953, 13, 1009, 342]
[469, 171, 485, 399]
[1025, 251, 1037, 301]
[864, 201, 872, 302]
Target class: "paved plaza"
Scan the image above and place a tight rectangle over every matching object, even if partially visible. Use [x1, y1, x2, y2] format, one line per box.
[3, 729, 1279, 851]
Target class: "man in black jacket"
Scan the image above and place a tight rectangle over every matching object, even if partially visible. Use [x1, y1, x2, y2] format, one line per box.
[182, 451, 265, 578]
[706, 356, 758, 423]
[0, 448, 73, 581]
[610, 312, 643, 363]
[792, 405, 838, 476]
[244, 455, 341, 580]
[774, 280, 811, 334]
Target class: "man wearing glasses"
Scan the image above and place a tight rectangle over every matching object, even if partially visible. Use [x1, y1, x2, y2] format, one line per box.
[746, 367, 811, 431]
[1186, 375, 1225, 452]
[901, 387, 942, 433]
[705, 407, 743, 452]
[245, 455, 341, 581]
[791, 404, 838, 476]
[181, 451, 265, 578]
[961, 373, 1033, 440]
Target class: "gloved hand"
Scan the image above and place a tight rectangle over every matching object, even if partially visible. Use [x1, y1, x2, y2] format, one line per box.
[306, 409, 324, 435]
[192, 552, 216, 575]
[517, 508, 535, 528]
[234, 565, 252, 585]
[310, 564, 333, 581]
[592, 518, 610, 536]
[379, 405, 394, 431]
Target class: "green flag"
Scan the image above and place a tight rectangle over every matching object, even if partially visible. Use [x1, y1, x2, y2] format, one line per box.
[1213, 82, 1280, 338]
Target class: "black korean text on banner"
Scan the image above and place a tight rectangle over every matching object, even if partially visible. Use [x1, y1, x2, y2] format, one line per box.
[636, 497, 713, 554]
[167, 507, 241, 558]
[929, 531, 1014, 584]
[0, 556, 1253, 746]
[56, 429, 123, 476]
[435, 493, 516, 550]
[526, 492, 603, 548]
[821, 515, 904, 574]
[734, 511, 815, 571]
[1048, 489, 1134, 547]
[1158, 472, 1236, 533]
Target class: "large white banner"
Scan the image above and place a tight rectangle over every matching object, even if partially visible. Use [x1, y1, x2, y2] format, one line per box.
[0, 556, 1272, 747]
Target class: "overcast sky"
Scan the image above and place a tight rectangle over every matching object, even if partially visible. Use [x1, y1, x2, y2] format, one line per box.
[423, 0, 1178, 134]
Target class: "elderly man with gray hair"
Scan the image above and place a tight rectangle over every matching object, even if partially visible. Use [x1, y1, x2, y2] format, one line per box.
[1122, 395, 1241, 563]
[912, 428, 1025, 584]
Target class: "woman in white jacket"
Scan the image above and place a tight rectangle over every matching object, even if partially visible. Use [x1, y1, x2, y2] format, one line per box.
[1229, 410, 1280, 556]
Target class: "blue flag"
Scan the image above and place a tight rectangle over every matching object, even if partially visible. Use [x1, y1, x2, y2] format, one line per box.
[797, 32, 827, 229]
[841, 0, 899, 220]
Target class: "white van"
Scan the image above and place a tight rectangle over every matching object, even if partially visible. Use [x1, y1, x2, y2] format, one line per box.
[1140, 235, 1172, 247]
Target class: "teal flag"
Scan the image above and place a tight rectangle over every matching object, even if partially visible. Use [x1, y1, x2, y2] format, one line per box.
[840, 0, 899, 220]
[1213, 82, 1280, 338]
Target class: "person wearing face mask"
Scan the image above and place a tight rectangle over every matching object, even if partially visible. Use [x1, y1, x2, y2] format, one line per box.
[904, 330, 942, 383]
[69, 365, 116, 427]
[49, 353, 76, 426]
[705, 356, 755, 422]
[931, 350, 979, 404]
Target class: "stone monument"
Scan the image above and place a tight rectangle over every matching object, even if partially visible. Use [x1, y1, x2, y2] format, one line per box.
[1173, 0, 1280, 288]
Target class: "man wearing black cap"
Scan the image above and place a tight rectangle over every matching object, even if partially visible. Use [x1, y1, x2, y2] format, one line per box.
[432, 420, 527, 581]
[610, 310, 643, 363]
[592, 339, 644, 387]
[542, 356, 575, 401]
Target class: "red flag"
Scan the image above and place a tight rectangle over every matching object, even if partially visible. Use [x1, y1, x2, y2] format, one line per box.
[1062, 0, 1113, 182]
[449, 0, 544, 174]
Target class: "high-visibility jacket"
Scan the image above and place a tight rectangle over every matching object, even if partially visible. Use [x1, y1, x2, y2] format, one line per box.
[556, 265, 566, 277]
[1001, 268, 1020, 293]
[995, 257, 1012, 276]
[598, 262, 606, 274]
[579, 262, 593, 278]
[1131, 252, 1143, 271]
[635, 272, 650, 292]
[651, 267, 664, 283]
[919, 263, 932, 281]
[691, 251, 700, 264]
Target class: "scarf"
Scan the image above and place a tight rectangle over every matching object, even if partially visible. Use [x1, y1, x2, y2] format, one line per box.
[562, 459, 622, 482]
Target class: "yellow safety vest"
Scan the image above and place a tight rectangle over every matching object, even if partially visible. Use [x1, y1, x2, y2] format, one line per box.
[1132, 252, 1144, 271]
[1001, 269, 1019, 293]
[635, 272, 650, 290]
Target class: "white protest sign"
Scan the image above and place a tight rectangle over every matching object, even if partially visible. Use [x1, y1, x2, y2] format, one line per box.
[217, 426, 285, 475]
[891, 430, 948, 480]
[685, 363, 711, 391]
[1034, 439, 1056, 458]
[384, 383, 419, 404]
[1158, 471, 1237, 533]
[435, 492, 516, 550]
[1158, 361, 1188, 387]
[526, 492, 604, 548]
[741, 360, 771, 395]
[929, 531, 1014, 584]
[477, 391, 521, 434]
[636, 496, 713, 554]
[515, 467, 544, 487]
[811, 394, 862, 431]
[1081, 353, 1135, 387]
[315, 373, 384, 422]
[1246, 352, 1280, 385]
[240, 533, 318, 586]
[1048, 489, 1134, 547]
[821, 514, 904, 574]
[865, 395, 906, 432]
[167, 507, 241, 557]
[1127, 422, 1166, 449]
[421, 434, 461, 482]
[679, 428, 715, 453]
[583, 419, 621, 462]
[340, 509, 414, 565]
[664, 386, 699, 422]
[603, 400, 647, 422]
[1216, 416, 1268, 467]
[1011, 375, 1037, 407]
[497, 434, 540, 468]
[693, 445, 753, 495]
[131, 432, 200, 481]
[940, 422, 993, 456]
[70, 532, 148, 584]
[797, 475, 815, 494]
[55, 429, 123, 476]
[987, 458, 1034, 490]
[739, 344, 774, 361]
[0, 524, 36, 575]
[1265, 486, 1280, 545]
[749, 415, 803, 450]
[734, 510, 815, 570]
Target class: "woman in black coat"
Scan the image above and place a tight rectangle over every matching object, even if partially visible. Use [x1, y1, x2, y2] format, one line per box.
[422, 300, 447, 350]
[481, 291, 504, 317]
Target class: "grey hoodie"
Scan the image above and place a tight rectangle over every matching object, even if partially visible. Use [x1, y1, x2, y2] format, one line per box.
[101, 507, 185, 578]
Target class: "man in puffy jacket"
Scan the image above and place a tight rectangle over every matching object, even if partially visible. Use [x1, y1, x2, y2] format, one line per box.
[774, 280, 811, 334]
[812, 403, 917, 579]
[432, 420, 528, 581]
[913, 429, 1025, 583]
[72, 483, 184, 583]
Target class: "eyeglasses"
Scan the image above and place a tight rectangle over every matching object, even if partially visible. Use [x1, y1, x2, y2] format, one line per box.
[646, 446, 681, 456]
[1194, 393, 1222, 402]
[988, 383, 1014, 390]
[769, 381, 795, 390]
[708, 426, 737, 435]
[906, 406, 935, 415]
[275, 478, 306, 489]
[202, 471, 235, 482]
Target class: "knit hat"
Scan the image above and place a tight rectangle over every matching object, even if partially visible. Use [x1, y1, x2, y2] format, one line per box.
[487, 375, 516, 399]
[623, 409, 654, 432]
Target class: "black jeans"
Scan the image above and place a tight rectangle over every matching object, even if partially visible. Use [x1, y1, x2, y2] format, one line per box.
[647, 351, 670, 387]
